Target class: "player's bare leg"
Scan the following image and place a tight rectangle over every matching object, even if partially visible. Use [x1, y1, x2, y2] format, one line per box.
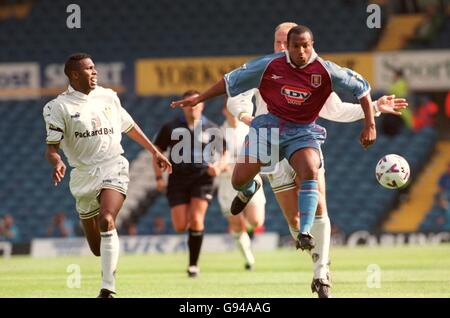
[170, 204, 190, 232]
[229, 213, 255, 270]
[274, 189, 300, 240]
[289, 148, 321, 251]
[186, 198, 208, 277]
[230, 160, 262, 215]
[96, 188, 126, 298]
[81, 216, 101, 256]
[243, 202, 265, 230]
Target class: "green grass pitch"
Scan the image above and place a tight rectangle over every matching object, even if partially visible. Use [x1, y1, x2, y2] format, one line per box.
[0, 244, 449, 298]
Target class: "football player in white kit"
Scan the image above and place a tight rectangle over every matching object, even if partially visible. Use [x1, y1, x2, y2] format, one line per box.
[43, 53, 172, 298]
[227, 23, 408, 297]
[217, 104, 266, 271]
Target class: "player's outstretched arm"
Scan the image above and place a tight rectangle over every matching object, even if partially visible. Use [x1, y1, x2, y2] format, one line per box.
[126, 124, 172, 173]
[45, 144, 66, 186]
[359, 94, 377, 150]
[170, 78, 226, 109]
[376, 95, 408, 115]
[171, 53, 278, 109]
[320, 93, 408, 123]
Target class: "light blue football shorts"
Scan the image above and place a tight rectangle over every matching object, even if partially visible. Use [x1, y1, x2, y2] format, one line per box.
[240, 113, 326, 169]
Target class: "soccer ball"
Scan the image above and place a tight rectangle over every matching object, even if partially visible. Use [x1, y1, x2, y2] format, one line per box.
[375, 154, 410, 189]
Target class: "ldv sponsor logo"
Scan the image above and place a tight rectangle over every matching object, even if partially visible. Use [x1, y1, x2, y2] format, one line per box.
[281, 85, 311, 105]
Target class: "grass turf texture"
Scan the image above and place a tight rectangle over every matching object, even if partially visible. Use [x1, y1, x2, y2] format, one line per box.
[0, 244, 449, 297]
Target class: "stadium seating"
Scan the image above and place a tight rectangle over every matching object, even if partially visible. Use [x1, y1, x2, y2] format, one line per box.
[408, 16, 450, 50]
[0, 0, 382, 62]
[420, 188, 450, 232]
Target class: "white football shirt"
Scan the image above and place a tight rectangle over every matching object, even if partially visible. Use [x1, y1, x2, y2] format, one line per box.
[220, 120, 250, 166]
[218, 120, 251, 184]
[43, 85, 134, 168]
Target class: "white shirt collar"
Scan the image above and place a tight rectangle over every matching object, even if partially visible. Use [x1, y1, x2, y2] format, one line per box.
[285, 49, 318, 69]
[67, 85, 96, 100]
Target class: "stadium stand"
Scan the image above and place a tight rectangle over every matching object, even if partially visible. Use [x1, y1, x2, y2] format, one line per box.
[1, 0, 382, 63]
[420, 203, 450, 232]
[408, 16, 450, 49]
[384, 141, 450, 232]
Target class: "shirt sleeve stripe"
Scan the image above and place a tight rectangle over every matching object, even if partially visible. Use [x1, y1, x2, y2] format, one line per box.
[123, 123, 134, 133]
[49, 126, 64, 133]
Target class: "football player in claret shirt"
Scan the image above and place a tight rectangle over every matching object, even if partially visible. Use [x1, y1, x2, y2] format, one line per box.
[171, 25, 376, 253]
[226, 22, 407, 298]
[43, 53, 171, 298]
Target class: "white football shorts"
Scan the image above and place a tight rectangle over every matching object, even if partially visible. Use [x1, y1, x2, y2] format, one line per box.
[266, 149, 324, 193]
[218, 173, 266, 217]
[69, 156, 130, 219]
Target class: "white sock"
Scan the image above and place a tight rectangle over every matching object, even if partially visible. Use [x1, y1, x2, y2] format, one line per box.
[100, 229, 119, 292]
[310, 216, 331, 280]
[232, 231, 255, 265]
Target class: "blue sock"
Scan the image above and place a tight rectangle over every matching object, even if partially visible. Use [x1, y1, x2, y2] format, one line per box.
[299, 180, 319, 234]
[234, 180, 256, 197]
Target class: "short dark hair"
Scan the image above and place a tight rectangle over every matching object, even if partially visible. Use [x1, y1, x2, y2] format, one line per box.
[287, 25, 314, 43]
[182, 89, 200, 99]
[64, 53, 92, 78]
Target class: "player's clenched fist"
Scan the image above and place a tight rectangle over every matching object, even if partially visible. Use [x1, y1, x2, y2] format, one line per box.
[360, 125, 376, 150]
[153, 151, 172, 174]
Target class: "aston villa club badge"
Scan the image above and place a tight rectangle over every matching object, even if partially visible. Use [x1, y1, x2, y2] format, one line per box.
[311, 74, 322, 88]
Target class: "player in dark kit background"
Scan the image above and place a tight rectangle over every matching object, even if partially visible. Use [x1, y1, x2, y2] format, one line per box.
[153, 90, 227, 277]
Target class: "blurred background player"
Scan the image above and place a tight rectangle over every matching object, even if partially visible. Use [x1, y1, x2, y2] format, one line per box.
[43, 53, 171, 297]
[0, 214, 21, 243]
[47, 212, 74, 238]
[153, 90, 227, 277]
[435, 161, 450, 216]
[226, 21, 408, 297]
[217, 104, 266, 271]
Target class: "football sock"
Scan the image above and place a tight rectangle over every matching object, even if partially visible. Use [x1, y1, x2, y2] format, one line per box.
[232, 231, 255, 265]
[310, 216, 331, 279]
[299, 180, 319, 234]
[234, 180, 257, 197]
[188, 229, 204, 266]
[100, 229, 119, 293]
